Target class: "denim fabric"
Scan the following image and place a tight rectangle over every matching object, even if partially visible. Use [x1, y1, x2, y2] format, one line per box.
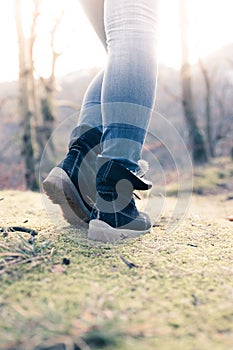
[76, 0, 158, 171]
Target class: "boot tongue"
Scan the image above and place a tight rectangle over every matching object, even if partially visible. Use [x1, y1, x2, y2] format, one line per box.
[135, 159, 149, 177]
[96, 157, 152, 191]
[128, 169, 152, 190]
[131, 159, 152, 190]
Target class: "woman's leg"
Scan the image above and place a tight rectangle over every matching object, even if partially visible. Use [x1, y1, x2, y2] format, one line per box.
[101, 0, 158, 170]
[88, 0, 158, 240]
[43, 1, 107, 225]
[69, 0, 106, 142]
[69, 70, 103, 144]
[73, 0, 158, 170]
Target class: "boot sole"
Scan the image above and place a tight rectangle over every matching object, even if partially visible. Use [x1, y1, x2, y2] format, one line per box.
[88, 219, 150, 242]
[42, 167, 90, 227]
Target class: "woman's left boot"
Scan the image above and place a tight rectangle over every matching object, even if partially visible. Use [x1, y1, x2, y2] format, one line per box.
[43, 125, 102, 226]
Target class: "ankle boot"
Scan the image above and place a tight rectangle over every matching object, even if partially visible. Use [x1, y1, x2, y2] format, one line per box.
[43, 125, 102, 225]
[88, 157, 152, 242]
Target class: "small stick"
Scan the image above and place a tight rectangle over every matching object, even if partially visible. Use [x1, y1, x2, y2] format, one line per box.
[0, 226, 38, 236]
[120, 255, 138, 269]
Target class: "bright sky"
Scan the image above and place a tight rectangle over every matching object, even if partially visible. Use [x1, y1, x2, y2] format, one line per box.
[0, 0, 233, 82]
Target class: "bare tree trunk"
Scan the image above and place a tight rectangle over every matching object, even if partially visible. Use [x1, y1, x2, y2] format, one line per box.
[29, 0, 40, 126]
[180, 0, 208, 164]
[15, 0, 38, 190]
[36, 12, 63, 159]
[199, 59, 215, 157]
[37, 79, 56, 158]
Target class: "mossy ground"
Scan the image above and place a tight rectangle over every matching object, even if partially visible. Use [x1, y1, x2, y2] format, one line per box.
[166, 157, 233, 196]
[0, 184, 232, 349]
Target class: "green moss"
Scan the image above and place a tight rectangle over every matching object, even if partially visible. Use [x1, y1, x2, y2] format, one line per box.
[0, 190, 233, 349]
[165, 157, 233, 196]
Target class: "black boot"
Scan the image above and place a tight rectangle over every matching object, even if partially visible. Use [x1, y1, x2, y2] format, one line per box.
[88, 157, 152, 242]
[43, 125, 102, 226]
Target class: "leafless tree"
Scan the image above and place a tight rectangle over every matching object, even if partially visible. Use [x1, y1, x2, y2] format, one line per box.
[36, 11, 64, 160]
[198, 58, 215, 158]
[213, 65, 233, 158]
[180, 0, 208, 164]
[15, 0, 65, 189]
[15, 0, 38, 190]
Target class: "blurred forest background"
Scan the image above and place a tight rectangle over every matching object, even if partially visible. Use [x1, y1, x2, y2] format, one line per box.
[0, 0, 232, 191]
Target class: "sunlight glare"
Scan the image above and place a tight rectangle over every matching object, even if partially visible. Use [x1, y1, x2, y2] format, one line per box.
[0, 0, 232, 82]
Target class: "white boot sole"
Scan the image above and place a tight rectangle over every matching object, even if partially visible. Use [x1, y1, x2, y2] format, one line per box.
[88, 219, 150, 242]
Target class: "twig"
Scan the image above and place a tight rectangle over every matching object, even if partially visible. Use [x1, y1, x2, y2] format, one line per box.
[120, 255, 138, 269]
[0, 226, 38, 236]
[0, 252, 26, 258]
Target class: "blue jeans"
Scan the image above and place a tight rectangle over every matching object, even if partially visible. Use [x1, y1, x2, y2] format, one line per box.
[76, 0, 158, 171]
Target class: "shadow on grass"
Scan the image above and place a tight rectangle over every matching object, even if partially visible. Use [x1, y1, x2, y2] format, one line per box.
[33, 328, 120, 350]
